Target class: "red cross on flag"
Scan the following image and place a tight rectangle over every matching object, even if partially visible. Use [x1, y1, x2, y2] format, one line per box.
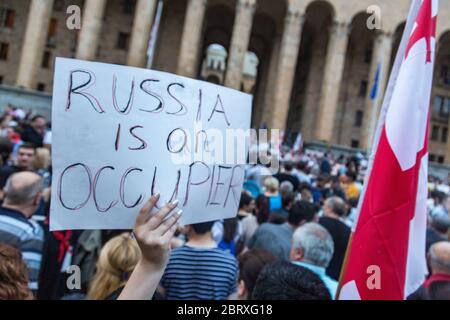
[339, 0, 438, 300]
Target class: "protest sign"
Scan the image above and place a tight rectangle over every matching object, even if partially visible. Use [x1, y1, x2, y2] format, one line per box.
[50, 58, 252, 231]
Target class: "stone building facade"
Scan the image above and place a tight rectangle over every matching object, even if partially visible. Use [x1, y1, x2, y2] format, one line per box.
[1, 0, 450, 163]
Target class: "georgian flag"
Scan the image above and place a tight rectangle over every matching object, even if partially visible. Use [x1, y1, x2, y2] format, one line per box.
[339, 0, 438, 300]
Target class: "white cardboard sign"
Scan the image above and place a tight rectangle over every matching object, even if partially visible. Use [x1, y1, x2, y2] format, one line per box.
[50, 58, 252, 231]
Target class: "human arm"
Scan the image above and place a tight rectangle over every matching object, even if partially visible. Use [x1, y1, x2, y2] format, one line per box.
[118, 194, 182, 300]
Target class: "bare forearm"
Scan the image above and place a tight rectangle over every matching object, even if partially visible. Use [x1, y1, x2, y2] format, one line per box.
[118, 260, 166, 300]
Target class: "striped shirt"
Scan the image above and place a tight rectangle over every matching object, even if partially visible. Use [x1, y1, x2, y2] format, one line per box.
[161, 246, 238, 300]
[0, 207, 44, 291]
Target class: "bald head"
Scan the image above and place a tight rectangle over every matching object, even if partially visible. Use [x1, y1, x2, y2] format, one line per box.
[4, 172, 43, 206]
[429, 242, 450, 275]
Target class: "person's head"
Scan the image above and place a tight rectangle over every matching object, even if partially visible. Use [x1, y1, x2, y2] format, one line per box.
[237, 249, 277, 300]
[33, 147, 51, 171]
[283, 162, 294, 173]
[300, 188, 313, 203]
[0, 137, 12, 166]
[3, 172, 43, 218]
[323, 196, 347, 219]
[288, 201, 317, 228]
[15, 143, 36, 169]
[222, 218, 238, 243]
[296, 161, 307, 172]
[428, 242, 450, 276]
[281, 191, 296, 210]
[431, 215, 450, 236]
[0, 244, 33, 300]
[186, 221, 215, 239]
[291, 223, 334, 268]
[279, 181, 294, 196]
[346, 172, 357, 183]
[239, 192, 255, 213]
[255, 194, 270, 224]
[315, 175, 328, 188]
[251, 261, 331, 300]
[30, 115, 46, 136]
[88, 233, 141, 300]
[263, 176, 279, 194]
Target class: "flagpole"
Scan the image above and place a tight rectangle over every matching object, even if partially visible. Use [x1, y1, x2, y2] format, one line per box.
[367, 63, 382, 155]
[336, 0, 423, 299]
[146, 0, 164, 69]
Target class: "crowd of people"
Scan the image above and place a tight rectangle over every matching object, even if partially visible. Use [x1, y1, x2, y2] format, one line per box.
[0, 105, 450, 300]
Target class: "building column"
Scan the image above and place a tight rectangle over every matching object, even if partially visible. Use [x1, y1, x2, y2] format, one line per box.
[16, 0, 54, 89]
[75, 0, 107, 61]
[314, 20, 350, 142]
[127, 0, 158, 68]
[177, 0, 208, 78]
[224, 0, 257, 90]
[266, 9, 304, 130]
[301, 32, 329, 141]
[361, 31, 393, 150]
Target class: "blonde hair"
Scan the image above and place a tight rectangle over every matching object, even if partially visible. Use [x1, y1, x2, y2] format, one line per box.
[264, 176, 279, 193]
[88, 234, 141, 300]
[34, 148, 51, 170]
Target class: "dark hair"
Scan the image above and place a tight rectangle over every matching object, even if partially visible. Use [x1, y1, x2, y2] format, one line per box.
[239, 192, 253, 210]
[283, 162, 294, 172]
[223, 218, 238, 243]
[191, 221, 214, 235]
[268, 212, 287, 225]
[296, 161, 307, 171]
[251, 261, 331, 300]
[238, 249, 277, 298]
[347, 171, 357, 182]
[288, 201, 317, 226]
[431, 215, 450, 234]
[18, 143, 36, 153]
[282, 191, 296, 209]
[31, 115, 45, 122]
[256, 195, 270, 225]
[0, 138, 12, 165]
[347, 197, 359, 209]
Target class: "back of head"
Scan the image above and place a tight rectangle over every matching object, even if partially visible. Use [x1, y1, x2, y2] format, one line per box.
[238, 249, 277, 298]
[288, 201, 317, 227]
[283, 162, 294, 172]
[239, 192, 253, 210]
[264, 176, 279, 193]
[325, 196, 347, 217]
[292, 223, 334, 268]
[429, 242, 450, 276]
[191, 221, 215, 235]
[280, 181, 294, 195]
[88, 234, 141, 300]
[256, 194, 270, 225]
[347, 171, 357, 182]
[0, 244, 33, 300]
[3, 172, 43, 207]
[431, 215, 450, 235]
[251, 261, 331, 300]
